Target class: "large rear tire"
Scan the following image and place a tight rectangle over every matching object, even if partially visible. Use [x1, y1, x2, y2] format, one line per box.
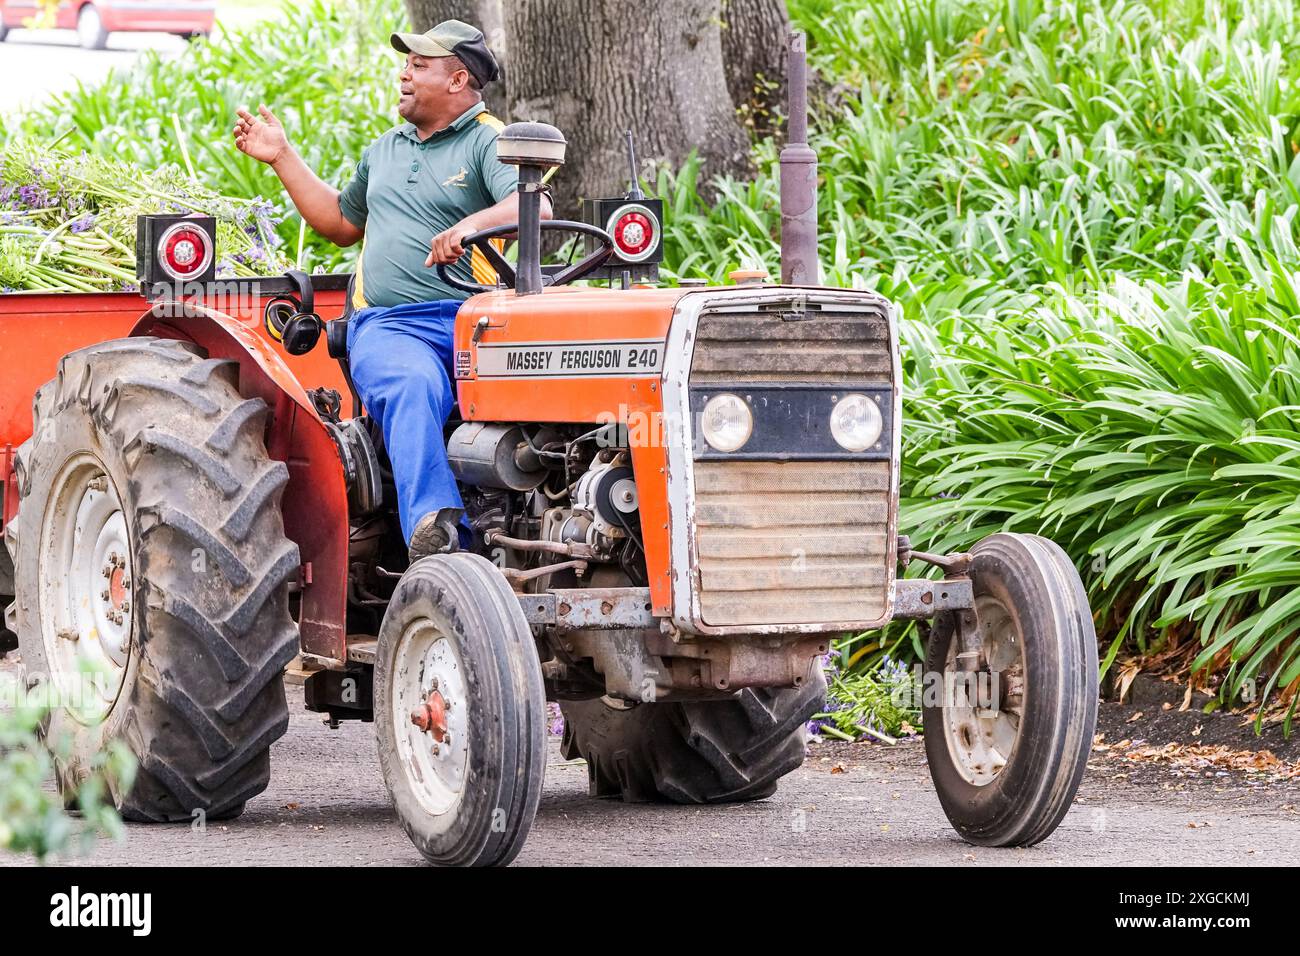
[560, 666, 826, 803]
[923, 532, 1097, 847]
[374, 552, 547, 866]
[5, 337, 299, 821]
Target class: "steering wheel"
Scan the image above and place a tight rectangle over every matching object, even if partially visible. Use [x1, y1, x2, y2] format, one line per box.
[436, 220, 616, 295]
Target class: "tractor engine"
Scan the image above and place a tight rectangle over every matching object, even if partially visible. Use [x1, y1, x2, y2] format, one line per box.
[447, 422, 646, 588]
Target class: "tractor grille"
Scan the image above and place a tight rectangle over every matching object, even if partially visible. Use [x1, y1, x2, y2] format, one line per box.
[687, 299, 895, 629]
[692, 461, 892, 626]
[690, 307, 892, 385]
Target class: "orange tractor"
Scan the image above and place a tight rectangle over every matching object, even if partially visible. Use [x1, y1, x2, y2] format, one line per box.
[0, 43, 1097, 865]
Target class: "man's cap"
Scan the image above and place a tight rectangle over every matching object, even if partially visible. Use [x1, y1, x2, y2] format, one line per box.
[391, 19, 500, 88]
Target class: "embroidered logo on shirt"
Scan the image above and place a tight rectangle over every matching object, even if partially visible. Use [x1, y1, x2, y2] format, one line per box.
[442, 166, 470, 188]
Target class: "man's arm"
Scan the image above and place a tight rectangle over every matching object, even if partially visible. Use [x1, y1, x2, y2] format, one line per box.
[425, 192, 553, 266]
[233, 105, 363, 247]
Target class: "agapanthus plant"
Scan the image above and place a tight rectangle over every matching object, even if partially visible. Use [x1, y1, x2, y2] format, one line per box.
[0, 138, 289, 294]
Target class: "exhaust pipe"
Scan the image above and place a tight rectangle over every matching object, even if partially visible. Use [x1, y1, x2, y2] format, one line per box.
[780, 32, 818, 286]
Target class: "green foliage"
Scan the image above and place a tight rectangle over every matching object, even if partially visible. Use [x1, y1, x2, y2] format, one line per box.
[813, 654, 922, 741]
[0, 666, 135, 862]
[666, 0, 1300, 289]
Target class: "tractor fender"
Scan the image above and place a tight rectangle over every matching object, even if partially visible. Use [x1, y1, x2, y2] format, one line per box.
[132, 301, 349, 663]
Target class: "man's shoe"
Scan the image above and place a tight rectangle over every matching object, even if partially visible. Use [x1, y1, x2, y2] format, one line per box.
[409, 508, 462, 563]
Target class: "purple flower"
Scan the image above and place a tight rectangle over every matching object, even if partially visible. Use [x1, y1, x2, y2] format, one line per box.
[9, 183, 53, 210]
[69, 214, 96, 234]
[546, 702, 565, 737]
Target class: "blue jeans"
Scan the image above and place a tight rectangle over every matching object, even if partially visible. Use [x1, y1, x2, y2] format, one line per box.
[347, 299, 463, 544]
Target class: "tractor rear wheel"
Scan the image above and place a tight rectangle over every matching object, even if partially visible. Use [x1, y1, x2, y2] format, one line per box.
[5, 337, 299, 821]
[559, 667, 826, 803]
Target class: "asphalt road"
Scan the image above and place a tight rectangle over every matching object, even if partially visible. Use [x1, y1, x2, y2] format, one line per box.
[3, 676, 1296, 867]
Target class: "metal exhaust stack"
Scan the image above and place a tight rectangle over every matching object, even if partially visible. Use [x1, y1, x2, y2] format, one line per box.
[780, 32, 818, 285]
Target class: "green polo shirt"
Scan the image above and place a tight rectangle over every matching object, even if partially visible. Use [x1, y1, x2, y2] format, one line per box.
[338, 101, 517, 308]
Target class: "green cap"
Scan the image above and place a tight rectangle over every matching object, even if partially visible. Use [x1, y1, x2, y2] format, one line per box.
[391, 19, 500, 88]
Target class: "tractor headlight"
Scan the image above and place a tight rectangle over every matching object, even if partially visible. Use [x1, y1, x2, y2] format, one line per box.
[830, 393, 883, 452]
[700, 393, 753, 453]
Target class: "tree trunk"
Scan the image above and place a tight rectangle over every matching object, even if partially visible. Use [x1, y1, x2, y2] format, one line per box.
[504, 0, 752, 214]
[402, 0, 509, 118]
[720, 0, 790, 139]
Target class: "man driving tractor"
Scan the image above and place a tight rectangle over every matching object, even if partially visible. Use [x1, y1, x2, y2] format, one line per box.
[233, 19, 550, 560]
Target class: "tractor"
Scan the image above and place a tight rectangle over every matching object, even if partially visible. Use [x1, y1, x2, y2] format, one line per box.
[0, 38, 1097, 865]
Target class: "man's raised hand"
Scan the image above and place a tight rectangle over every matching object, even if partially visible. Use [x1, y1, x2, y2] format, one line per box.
[233, 104, 290, 166]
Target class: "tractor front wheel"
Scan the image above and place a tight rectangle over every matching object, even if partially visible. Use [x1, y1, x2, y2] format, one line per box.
[374, 553, 547, 866]
[923, 532, 1098, 847]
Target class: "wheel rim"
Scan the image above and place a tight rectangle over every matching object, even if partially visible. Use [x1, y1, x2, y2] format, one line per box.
[78, 8, 101, 44]
[391, 617, 470, 817]
[941, 594, 1024, 786]
[38, 454, 133, 722]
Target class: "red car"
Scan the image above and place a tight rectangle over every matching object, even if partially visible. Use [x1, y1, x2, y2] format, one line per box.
[0, 1, 215, 50]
